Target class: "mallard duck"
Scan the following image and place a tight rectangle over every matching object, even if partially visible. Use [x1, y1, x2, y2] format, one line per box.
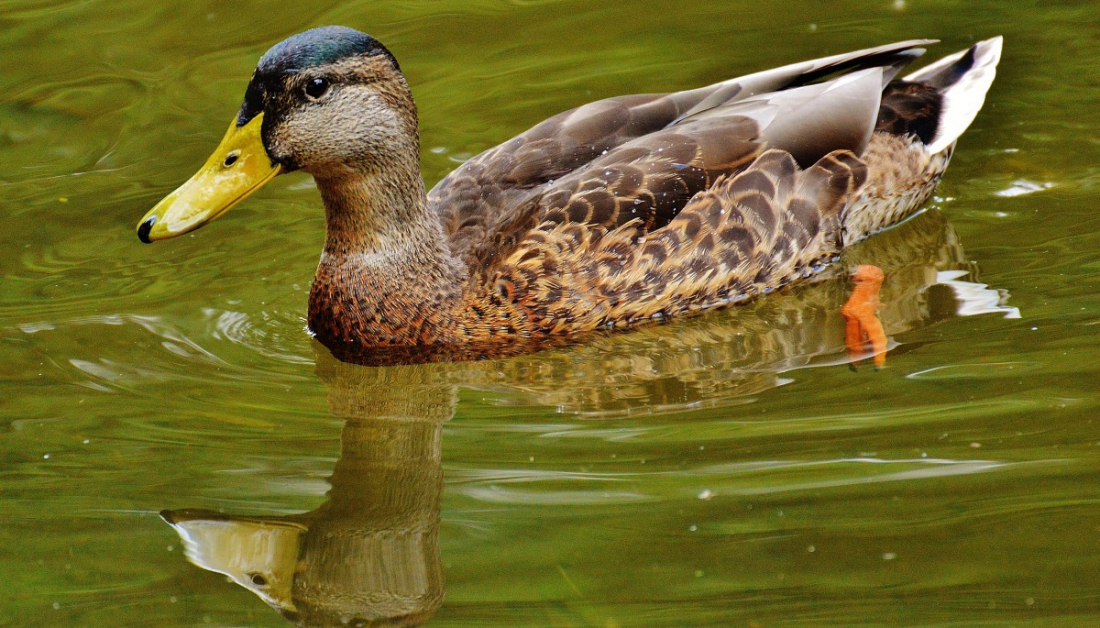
[137, 27, 1002, 357]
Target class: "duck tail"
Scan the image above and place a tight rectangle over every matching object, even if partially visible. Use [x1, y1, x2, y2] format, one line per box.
[840, 37, 1002, 245]
[905, 36, 1003, 154]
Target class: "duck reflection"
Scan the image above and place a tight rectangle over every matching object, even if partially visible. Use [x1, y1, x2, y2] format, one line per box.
[162, 209, 1017, 626]
[163, 363, 453, 627]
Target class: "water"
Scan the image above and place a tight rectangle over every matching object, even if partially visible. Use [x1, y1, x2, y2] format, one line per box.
[3, 1, 1100, 626]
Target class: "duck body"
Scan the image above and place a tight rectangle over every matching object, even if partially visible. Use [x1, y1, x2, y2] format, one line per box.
[138, 28, 1002, 358]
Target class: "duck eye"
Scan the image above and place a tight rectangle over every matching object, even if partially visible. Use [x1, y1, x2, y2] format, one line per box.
[304, 77, 330, 100]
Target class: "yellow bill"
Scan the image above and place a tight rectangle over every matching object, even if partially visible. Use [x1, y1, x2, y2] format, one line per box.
[137, 113, 281, 243]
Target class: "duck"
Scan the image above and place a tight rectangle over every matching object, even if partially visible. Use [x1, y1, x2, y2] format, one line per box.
[137, 26, 1002, 360]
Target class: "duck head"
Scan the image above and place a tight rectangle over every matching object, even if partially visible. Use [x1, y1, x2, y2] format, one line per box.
[137, 26, 415, 243]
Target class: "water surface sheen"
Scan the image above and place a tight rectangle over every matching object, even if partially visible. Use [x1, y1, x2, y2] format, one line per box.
[3, 1, 1099, 626]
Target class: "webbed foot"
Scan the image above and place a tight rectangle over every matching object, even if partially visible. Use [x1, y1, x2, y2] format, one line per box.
[841, 264, 887, 370]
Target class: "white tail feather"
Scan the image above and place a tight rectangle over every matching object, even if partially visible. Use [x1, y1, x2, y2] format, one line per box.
[907, 37, 1003, 154]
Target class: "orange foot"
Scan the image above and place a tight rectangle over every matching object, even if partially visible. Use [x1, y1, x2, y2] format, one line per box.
[840, 264, 887, 370]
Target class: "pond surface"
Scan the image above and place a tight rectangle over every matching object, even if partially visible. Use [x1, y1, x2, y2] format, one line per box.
[3, 1, 1100, 626]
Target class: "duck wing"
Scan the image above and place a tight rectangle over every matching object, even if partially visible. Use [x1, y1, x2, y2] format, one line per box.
[428, 39, 934, 267]
[483, 148, 867, 334]
[461, 62, 890, 280]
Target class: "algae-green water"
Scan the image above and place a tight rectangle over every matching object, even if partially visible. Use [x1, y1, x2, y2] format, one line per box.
[3, 1, 1100, 626]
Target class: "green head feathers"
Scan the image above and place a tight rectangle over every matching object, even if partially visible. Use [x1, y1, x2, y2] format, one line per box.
[236, 26, 398, 127]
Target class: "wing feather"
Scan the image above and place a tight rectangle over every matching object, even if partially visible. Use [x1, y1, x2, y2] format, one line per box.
[428, 40, 934, 267]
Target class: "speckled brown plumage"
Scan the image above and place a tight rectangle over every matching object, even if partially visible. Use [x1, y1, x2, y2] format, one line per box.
[141, 28, 1003, 360]
[308, 36, 1000, 357]
[455, 148, 867, 339]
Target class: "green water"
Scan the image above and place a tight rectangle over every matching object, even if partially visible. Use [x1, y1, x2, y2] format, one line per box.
[4, 1, 1100, 626]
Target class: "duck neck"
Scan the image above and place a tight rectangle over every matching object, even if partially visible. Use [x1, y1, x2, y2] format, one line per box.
[308, 162, 465, 348]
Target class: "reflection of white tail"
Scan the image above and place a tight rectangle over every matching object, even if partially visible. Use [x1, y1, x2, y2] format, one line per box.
[936, 270, 1021, 319]
[906, 37, 1004, 154]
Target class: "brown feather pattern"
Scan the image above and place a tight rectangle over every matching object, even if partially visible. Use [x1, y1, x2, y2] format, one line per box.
[458, 148, 867, 341]
[290, 37, 1001, 357]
